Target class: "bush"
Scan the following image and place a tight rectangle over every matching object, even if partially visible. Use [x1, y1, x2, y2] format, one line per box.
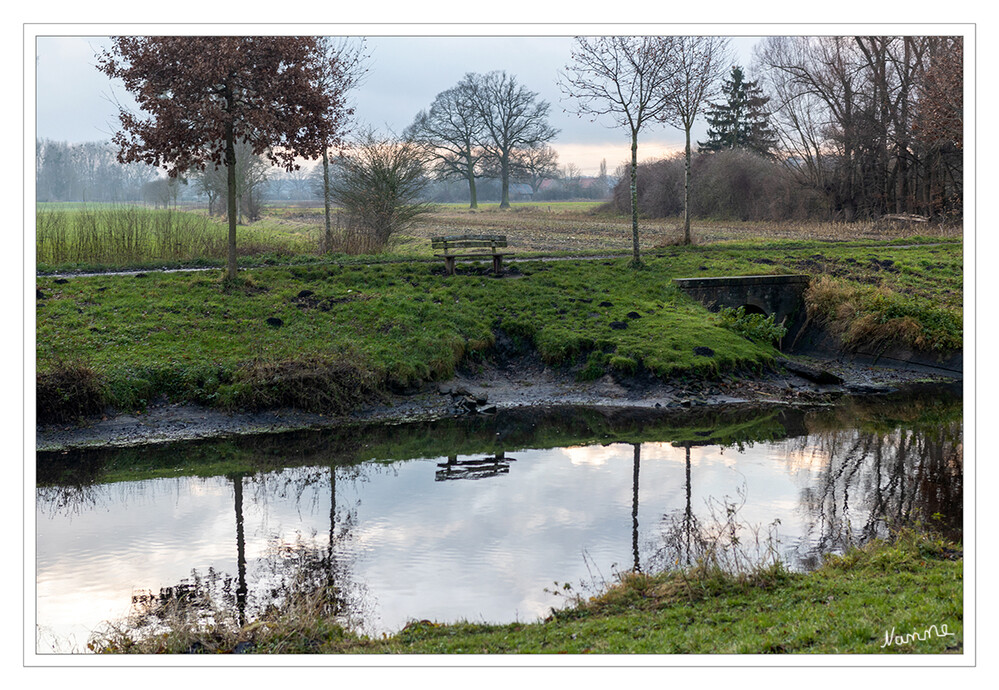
[610, 149, 827, 221]
[610, 154, 684, 217]
[330, 133, 433, 250]
[718, 306, 787, 345]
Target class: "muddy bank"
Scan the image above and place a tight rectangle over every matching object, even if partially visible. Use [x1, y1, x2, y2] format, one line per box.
[35, 353, 961, 452]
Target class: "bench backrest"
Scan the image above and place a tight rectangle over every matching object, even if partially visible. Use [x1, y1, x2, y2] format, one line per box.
[431, 234, 507, 252]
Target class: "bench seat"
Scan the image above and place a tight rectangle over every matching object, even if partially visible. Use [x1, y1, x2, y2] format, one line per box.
[431, 234, 508, 275]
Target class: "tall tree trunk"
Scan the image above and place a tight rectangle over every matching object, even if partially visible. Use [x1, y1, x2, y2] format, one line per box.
[683, 125, 692, 245]
[322, 147, 332, 250]
[225, 121, 238, 281]
[630, 130, 641, 266]
[468, 167, 478, 209]
[499, 155, 510, 209]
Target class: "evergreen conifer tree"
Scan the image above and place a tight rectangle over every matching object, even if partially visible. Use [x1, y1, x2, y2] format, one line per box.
[698, 66, 777, 157]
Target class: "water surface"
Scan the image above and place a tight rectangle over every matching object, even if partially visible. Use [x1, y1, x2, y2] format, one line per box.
[36, 390, 962, 653]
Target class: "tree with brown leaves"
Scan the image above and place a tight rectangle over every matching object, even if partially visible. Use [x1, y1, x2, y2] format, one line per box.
[97, 36, 330, 280]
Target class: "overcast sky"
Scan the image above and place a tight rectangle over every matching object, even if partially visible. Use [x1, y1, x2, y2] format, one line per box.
[35, 34, 760, 176]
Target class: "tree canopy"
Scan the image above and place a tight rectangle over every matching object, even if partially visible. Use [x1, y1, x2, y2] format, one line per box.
[405, 82, 487, 209]
[698, 65, 777, 158]
[469, 71, 559, 209]
[97, 36, 333, 278]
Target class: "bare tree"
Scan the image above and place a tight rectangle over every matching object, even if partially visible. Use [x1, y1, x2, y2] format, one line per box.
[597, 158, 611, 197]
[141, 175, 185, 208]
[405, 81, 487, 209]
[511, 144, 560, 194]
[194, 140, 270, 222]
[314, 37, 368, 249]
[559, 161, 584, 198]
[194, 161, 226, 215]
[754, 38, 832, 204]
[755, 35, 962, 221]
[657, 36, 730, 244]
[470, 71, 559, 209]
[558, 36, 679, 266]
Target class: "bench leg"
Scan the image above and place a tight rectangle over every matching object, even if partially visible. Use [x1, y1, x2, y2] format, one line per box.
[492, 255, 502, 275]
[445, 256, 456, 276]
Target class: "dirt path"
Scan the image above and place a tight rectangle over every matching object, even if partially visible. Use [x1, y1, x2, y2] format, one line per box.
[36, 241, 956, 280]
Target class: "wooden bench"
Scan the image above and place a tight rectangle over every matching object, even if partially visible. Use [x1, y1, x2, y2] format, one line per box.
[431, 234, 507, 276]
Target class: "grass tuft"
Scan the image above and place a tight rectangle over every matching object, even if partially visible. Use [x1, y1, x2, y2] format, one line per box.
[36, 359, 105, 423]
[219, 357, 380, 416]
[805, 276, 962, 353]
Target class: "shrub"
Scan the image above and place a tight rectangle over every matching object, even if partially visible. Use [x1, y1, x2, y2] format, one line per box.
[609, 149, 827, 221]
[717, 306, 787, 345]
[330, 133, 433, 250]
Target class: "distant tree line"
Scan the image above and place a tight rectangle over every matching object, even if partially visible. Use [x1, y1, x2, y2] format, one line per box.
[608, 36, 963, 224]
[36, 137, 276, 217]
[35, 139, 159, 202]
[417, 160, 615, 204]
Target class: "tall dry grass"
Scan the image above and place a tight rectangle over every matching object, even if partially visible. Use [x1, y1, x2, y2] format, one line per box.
[36, 205, 228, 266]
[317, 212, 388, 255]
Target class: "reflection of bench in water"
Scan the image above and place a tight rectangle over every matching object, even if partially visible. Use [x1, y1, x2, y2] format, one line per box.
[435, 452, 516, 481]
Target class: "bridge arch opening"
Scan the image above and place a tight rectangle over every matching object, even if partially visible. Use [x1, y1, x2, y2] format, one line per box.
[740, 303, 768, 317]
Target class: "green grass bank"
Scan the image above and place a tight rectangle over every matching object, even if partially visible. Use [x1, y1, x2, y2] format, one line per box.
[92, 528, 962, 655]
[36, 238, 963, 424]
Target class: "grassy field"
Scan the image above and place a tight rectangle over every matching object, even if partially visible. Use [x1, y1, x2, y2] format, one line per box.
[34, 202, 964, 423]
[35, 238, 962, 423]
[36, 201, 963, 271]
[90, 527, 962, 655]
[35, 256, 774, 420]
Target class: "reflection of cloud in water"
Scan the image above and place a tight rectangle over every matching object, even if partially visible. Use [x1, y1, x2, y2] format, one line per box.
[560, 444, 620, 466]
[779, 446, 832, 474]
[35, 398, 963, 650]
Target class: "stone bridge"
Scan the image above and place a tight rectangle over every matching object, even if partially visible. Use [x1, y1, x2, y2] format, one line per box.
[673, 274, 811, 342]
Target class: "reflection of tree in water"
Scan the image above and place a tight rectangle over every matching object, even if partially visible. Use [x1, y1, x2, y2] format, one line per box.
[36, 483, 104, 517]
[124, 462, 372, 642]
[788, 419, 962, 568]
[646, 443, 783, 575]
[644, 399, 961, 574]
